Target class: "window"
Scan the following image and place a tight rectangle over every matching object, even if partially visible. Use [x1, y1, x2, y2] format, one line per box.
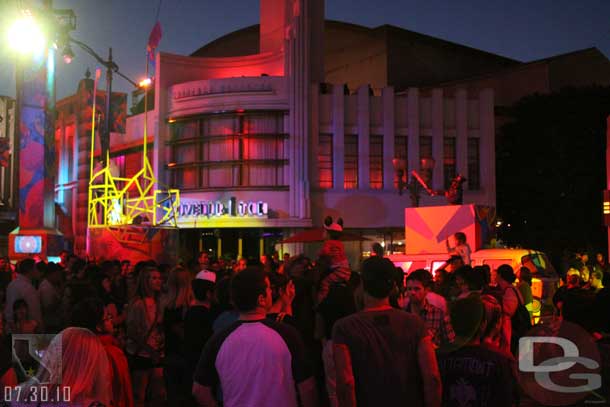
[318, 133, 333, 188]
[394, 135, 408, 189]
[443, 137, 456, 189]
[467, 137, 480, 190]
[419, 136, 433, 160]
[172, 120, 199, 189]
[169, 112, 288, 189]
[369, 135, 383, 189]
[344, 134, 358, 189]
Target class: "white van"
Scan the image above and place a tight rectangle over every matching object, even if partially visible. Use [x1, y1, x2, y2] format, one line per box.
[389, 248, 559, 303]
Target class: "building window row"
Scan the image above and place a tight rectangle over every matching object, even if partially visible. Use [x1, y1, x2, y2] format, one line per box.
[317, 133, 481, 192]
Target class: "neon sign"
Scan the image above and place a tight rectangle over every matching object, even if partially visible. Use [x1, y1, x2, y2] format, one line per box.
[178, 197, 268, 218]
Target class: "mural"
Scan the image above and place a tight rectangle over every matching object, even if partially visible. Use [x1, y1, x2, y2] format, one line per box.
[18, 56, 51, 230]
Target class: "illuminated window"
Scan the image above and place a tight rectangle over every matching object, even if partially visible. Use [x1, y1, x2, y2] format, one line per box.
[394, 135, 408, 189]
[443, 136, 456, 189]
[169, 112, 288, 189]
[318, 133, 333, 188]
[344, 134, 358, 189]
[173, 121, 199, 189]
[467, 137, 480, 190]
[370, 135, 383, 189]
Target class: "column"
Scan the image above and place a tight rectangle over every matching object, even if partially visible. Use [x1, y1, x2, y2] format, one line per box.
[284, 0, 324, 219]
[407, 88, 420, 175]
[382, 87, 395, 190]
[431, 88, 443, 190]
[479, 88, 495, 206]
[332, 84, 345, 190]
[456, 88, 468, 179]
[357, 85, 370, 189]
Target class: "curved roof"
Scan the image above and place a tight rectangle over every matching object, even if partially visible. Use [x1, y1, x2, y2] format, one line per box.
[190, 20, 520, 89]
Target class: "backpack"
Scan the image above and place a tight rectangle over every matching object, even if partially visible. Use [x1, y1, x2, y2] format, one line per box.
[506, 286, 532, 354]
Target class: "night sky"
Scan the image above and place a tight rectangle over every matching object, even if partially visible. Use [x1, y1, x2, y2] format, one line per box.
[0, 0, 609, 100]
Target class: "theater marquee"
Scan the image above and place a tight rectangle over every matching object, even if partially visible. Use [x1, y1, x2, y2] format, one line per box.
[177, 196, 269, 219]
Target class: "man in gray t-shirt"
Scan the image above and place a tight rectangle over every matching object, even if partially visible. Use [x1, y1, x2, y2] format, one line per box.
[332, 257, 442, 407]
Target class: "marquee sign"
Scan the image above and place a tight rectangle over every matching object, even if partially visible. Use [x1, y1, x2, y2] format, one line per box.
[177, 197, 268, 218]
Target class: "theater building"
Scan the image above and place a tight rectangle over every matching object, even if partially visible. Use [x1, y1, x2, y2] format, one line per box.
[137, 0, 496, 262]
[54, 0, 502, 263]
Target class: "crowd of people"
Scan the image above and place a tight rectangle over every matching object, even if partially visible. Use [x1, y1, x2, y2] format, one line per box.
[0, 239, 608, 407]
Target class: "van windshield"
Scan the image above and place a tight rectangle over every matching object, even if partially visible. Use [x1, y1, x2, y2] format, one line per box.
[521, 253, 557, 278]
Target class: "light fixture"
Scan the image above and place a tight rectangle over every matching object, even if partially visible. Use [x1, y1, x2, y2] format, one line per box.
[7, 14, 46, 54]
[61, 42, 74, 64]
[420, 157, 435, 170]
[139, 77, 152, 88]
[392, 158, 407, 195]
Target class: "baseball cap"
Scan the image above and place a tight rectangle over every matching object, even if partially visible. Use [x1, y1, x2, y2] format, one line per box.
[196, 270, 217, 283]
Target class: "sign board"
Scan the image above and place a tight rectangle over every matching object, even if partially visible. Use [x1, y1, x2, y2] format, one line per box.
[177, 196, 268, 219]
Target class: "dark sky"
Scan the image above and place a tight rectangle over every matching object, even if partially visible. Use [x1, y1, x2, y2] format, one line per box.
[1, 0, 609, 100]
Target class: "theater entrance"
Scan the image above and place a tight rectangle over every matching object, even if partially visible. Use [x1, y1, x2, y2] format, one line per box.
[179, 228, 284, 262]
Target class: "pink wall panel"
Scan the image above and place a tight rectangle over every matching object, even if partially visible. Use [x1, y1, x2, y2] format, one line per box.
[405, 204, 480, 254]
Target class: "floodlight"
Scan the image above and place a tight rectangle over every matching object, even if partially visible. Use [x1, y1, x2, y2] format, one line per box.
[7, 15, 46, 54]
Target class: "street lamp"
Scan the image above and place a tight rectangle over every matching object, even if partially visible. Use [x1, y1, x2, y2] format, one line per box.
[57, 35, 139, 163]
[393, 157, 437, 207]
[7, 14, 46, 54]
[392, 158, 407, 195]
[6, 1, 144, 260]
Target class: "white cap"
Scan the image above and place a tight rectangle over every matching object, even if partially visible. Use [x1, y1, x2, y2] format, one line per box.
[196, 270, 217, 283]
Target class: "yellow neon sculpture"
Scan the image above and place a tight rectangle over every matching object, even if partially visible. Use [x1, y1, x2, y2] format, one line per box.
[87, 68, 180, 230]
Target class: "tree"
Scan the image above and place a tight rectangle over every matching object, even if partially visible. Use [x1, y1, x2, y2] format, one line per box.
[497, 86, 610, 265]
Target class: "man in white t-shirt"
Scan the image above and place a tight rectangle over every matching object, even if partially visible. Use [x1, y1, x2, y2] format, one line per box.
[192, 267, 317, 407]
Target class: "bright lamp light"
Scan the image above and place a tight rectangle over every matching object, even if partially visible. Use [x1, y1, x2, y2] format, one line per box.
[139, 78, 152, 88]
[7, 15, 46, 54]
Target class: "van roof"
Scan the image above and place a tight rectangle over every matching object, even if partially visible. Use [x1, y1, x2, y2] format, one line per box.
[471, 248, 544, 259]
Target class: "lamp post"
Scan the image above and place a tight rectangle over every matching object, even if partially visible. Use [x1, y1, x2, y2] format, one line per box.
[392, 158, 407, 195]
[60, 37, 139, 162]
[393, 157, 437, 207]
[7, 1, 66, 260]
[6, 1, 140, 260]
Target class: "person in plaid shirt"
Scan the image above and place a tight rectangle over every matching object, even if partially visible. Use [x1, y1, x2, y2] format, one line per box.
[405, 269, 455, 348]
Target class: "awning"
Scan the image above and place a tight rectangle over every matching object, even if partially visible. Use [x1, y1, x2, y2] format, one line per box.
[280, 228, 370, 243]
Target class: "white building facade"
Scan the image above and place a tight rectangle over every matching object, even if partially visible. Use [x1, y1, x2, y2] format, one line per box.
[123, 0, 495, 260]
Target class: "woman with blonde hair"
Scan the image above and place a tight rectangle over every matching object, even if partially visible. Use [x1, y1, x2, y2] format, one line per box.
[12, 327, 111, 406]
[125, 266, 166, 406]
[162, 265, 193, 404]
